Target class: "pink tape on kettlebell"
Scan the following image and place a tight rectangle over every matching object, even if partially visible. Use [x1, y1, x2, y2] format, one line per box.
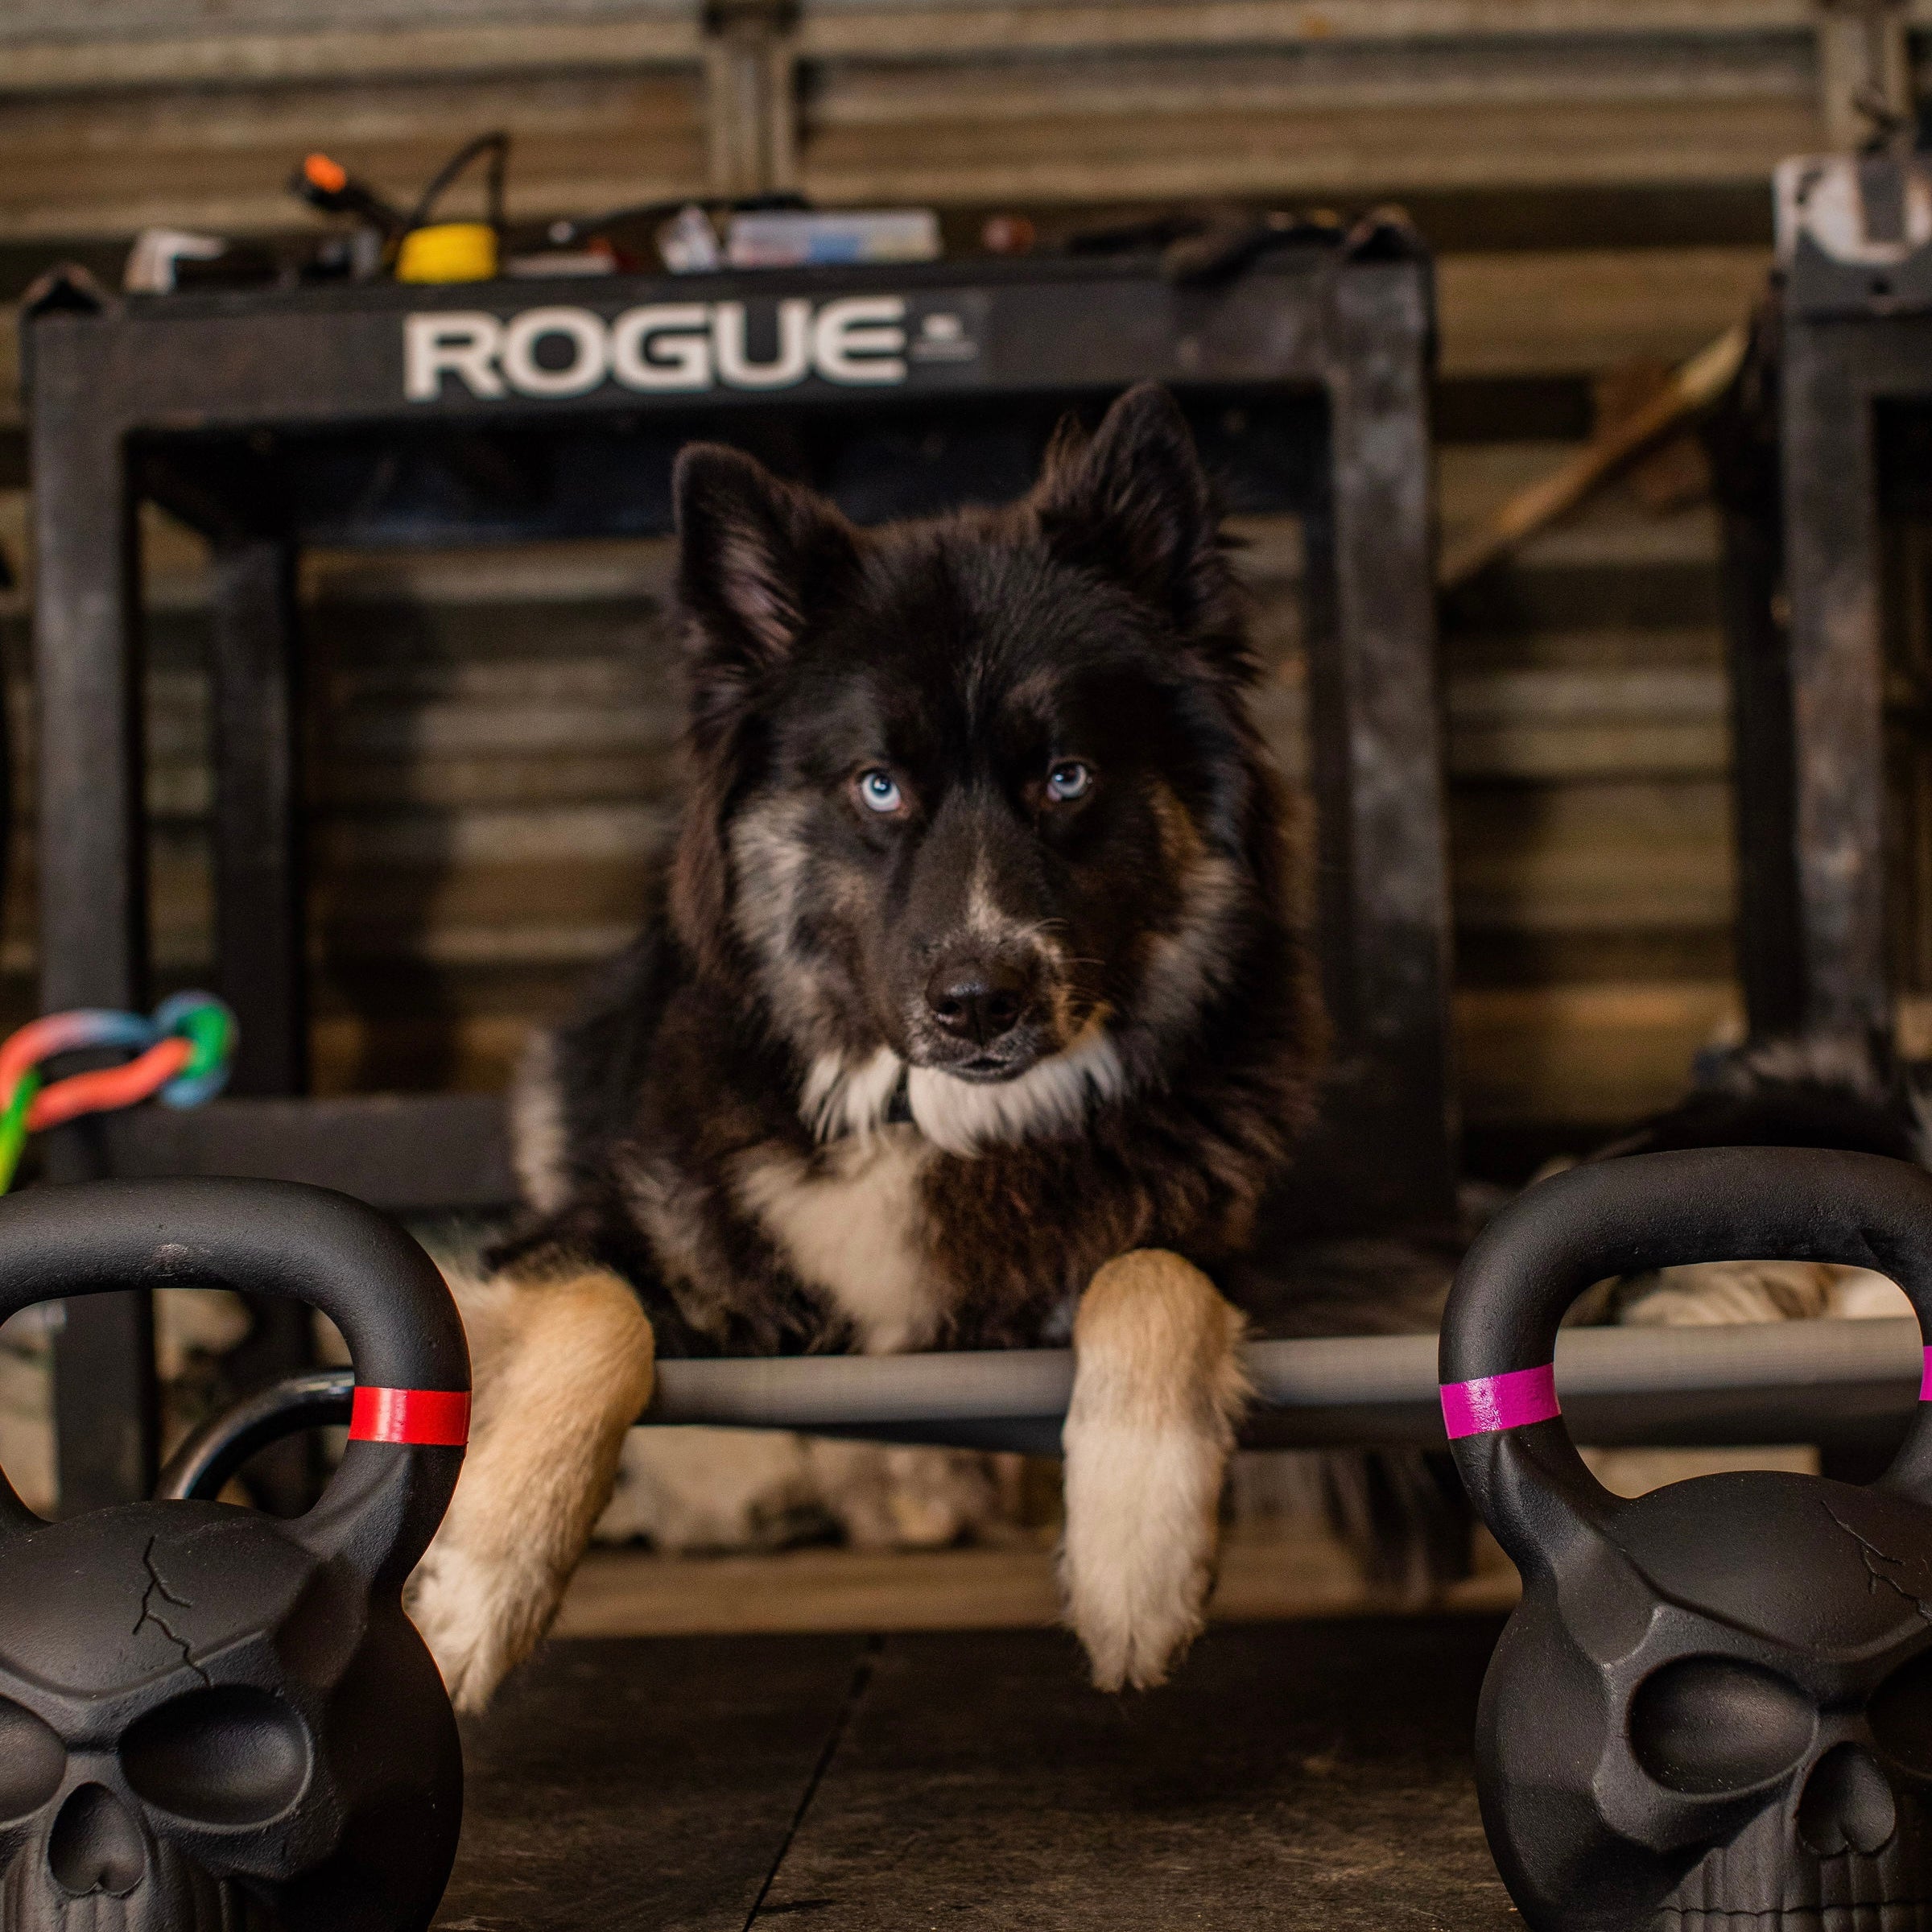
[1921, 1347, 1932, 1402]
[1440, 1363, 1561, 1440]
[349, 1386, 471, 1447]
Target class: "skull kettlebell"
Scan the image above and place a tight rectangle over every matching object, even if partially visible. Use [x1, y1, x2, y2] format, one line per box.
[1443, 1145, 1932, 1932]
[0, 1179, 469, 1932]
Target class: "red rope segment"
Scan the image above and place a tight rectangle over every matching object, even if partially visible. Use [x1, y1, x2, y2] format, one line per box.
[27, 1038, 193, 1132]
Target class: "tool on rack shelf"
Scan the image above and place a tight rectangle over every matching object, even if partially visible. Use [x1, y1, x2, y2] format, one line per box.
[391, 130, 509, 283]
[283, 130, 821, 281]
[288, 150, 407, 241]
[293, 131, 514, 284]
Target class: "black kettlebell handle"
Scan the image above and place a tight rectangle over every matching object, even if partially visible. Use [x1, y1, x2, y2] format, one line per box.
[1441, 1146, 1932, 1575]
[0, 1178, 469, 1585]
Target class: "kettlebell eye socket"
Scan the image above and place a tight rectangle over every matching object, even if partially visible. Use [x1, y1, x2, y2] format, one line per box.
[1629, 1655, 1816, 1796]
[121, 1686, 311, 1827]
[1870, 1648, 1932, 1778]
[0, 1697, 65, 1821]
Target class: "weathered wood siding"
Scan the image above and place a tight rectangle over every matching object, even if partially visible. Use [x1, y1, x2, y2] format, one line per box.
[0, 2, 1864, 223]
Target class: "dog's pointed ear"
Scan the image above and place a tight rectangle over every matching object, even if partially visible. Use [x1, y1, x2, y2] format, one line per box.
[674, 443, 857, 704]
[1032, 384, 1237, 648]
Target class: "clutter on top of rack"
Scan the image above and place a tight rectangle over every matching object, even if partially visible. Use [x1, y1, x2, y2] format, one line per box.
[117, 126, 939, 293]
[115, 124, 1422, 299]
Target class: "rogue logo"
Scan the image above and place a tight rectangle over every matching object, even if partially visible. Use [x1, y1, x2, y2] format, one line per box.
[404, 296, 913, 400]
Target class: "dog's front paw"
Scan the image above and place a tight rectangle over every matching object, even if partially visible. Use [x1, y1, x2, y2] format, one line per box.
[408, 1520, 584, 1714]
[1059, 1418, 1223, 1690]
[407, 1538, 564, 1713]
[407, 1261, 656, 1712]
[1059, 1249, 1249, 1692]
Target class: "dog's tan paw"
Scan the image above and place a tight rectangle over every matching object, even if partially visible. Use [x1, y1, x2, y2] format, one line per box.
[1060, 1418, 1224, 1690]
[408, 1262, 655, 1711]
[407, 1540, 560, 1714]
[1059, 1249, 1249, 1693]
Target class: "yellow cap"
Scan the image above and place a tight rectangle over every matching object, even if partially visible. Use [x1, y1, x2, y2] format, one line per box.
[395, 222, 498, 284]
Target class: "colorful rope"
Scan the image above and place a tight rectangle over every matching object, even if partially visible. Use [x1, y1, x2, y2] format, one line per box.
[0, 993, 236, 1193]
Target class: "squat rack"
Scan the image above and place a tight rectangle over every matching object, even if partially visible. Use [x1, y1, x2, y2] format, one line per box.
[1715, 151, 1932, 1046]
[25, 232, 1451, 1513]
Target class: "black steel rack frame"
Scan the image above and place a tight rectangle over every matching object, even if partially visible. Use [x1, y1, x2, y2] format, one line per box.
[24, 240, 1449, 1511]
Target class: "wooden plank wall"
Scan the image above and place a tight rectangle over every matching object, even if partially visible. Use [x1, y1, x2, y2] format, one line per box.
[1, 0, 1909, 1172]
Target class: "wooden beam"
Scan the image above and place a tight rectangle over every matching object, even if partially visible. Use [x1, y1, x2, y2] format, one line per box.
[796, 96, 1819, 205]
[0, 17, 700, 93]
[1440, 327, 1749, 588]
[0, 1, 1833, 94]
[0, 77, 706, 241]
[798, 0, 1823, 60]
[1438, 251, 1769, 379]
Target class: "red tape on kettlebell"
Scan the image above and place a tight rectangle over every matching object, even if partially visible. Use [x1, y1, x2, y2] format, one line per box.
[1439, 1363, 1560, 1440]
[349, 1386, 471, 1447]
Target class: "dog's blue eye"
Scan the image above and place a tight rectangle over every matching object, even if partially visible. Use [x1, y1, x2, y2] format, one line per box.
[857, 770, 903, 813]
[1046, 762, 1092, 803]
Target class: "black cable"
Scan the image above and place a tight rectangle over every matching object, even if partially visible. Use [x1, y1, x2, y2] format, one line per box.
[406, 131, 510, 236]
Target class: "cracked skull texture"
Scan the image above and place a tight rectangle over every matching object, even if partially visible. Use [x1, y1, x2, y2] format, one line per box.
[0, 1181, 469, 1932]
[1482, 1469, 1932, 1932]
[1445, 1149, 1932, 1932]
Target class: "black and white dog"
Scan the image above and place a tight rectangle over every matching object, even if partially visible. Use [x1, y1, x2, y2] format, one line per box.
[409, 385, 1331, 1707]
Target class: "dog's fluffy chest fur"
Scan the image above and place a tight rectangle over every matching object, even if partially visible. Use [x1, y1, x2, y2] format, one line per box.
[733, 1127, 948, 1352]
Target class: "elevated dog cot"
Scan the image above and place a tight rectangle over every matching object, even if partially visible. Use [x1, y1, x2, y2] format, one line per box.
[25, 225, 1448, 1511]
[160, 1315, 1932, 1501]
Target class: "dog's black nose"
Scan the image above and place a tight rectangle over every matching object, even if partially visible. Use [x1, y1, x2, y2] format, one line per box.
[925, 956, 1035, 1046]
